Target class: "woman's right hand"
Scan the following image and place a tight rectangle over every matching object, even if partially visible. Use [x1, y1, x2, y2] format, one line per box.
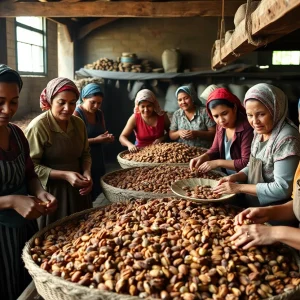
[94, 131, 114, 143]
[190, 156, 206, 170]
[234, 207, 272, 225]
[65, 171, 91, 188]
[12, 195, 45, 220]
[128, 144, 138, 153]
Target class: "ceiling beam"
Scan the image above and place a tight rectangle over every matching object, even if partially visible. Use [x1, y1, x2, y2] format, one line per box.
[0, 1, 244, 17]
[77, 17, 119, 40]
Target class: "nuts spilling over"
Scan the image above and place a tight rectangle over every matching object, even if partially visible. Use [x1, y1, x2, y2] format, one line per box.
[122, 143, 206, 163]
[183, 185, 221, 200]
[31, 199, 300, 300]
[104, 166, 222, 194]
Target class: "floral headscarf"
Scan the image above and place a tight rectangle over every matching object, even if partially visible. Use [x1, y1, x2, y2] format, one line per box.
[134, 89, 164, 116]
[40, 77, 79, 111]
[244, 83, 299, 160]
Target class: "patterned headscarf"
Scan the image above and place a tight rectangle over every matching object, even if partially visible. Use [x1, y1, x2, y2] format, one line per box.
[206, 87, 246, 120]
[40, 77, 79, 111]
[134, 89, 164, 116]
[77, 83, 103, 105]
[244, 83, 299, 159]
[175, 85, 200, 105]
[0, 64, 23, 91]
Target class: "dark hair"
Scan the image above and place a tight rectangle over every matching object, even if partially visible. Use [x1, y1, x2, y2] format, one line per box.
[0, 72, 22, 90]
[208, 99, 235, 111]
[84, 92, 104, 99]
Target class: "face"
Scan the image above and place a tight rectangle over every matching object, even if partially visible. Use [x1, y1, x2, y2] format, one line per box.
[177, 92, 194, 111]
[51, 91, 77, 123]
[0, 82, 19, 126]
[82, 95, 103, 113]
[138, 100, 154, 117]
[210, 104, 237, 129]
[246, 99, 273, 135]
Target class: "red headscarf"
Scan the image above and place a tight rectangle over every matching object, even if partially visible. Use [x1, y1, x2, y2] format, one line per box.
[206, 88, 246, 120]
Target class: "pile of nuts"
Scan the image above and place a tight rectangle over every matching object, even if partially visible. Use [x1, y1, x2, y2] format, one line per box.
[31, 198, 300, 300]
[183, 185, 221, 200]
[104, 166, 222, 194]
[122, 143, 206, 163]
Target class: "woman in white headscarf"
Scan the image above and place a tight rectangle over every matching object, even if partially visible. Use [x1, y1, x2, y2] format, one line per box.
[214, 83, 300, 207]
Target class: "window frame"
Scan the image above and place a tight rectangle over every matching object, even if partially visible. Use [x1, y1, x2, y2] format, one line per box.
[15, 17, 47, 76]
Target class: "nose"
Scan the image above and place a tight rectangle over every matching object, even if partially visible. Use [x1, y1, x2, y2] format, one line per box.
[0, 103, 10, 114]
[253, 115, 260, 124]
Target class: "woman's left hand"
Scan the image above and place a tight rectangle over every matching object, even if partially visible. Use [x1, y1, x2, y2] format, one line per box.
[152, 137, 165, 144]
[198, 160, 218, 173]
[213, 181, 241, 194]
[79, 174, 93, 196]
[230, 224, 277, 249]
[35, 191, 58, 214]
[181, 130, 195, 140]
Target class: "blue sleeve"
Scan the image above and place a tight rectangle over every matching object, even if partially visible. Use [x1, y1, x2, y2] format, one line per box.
[257, 156, 299, 205]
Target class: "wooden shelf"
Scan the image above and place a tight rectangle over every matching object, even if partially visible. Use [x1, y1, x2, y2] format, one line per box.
[212, 0, 300, 69]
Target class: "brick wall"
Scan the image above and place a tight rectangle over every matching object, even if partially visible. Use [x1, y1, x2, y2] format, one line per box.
[5, 18, 58, 119]
[77, 17, 257, 70]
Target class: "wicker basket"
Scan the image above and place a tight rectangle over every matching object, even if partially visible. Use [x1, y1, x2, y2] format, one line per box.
[117, 150, 191, 169]
[23, 206, 300, 300]
[22, 207, 140, 300]
[101, 168, 175, 203]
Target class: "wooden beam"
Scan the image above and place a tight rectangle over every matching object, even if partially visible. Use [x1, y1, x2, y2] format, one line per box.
[0, 18, 7, 65]
[77, 17, 118, 40]
[0, 1, 244, 17]
[212, 0, 300, 69]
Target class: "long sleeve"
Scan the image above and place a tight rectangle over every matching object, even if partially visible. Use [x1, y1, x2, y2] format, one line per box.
[257, 156, 299, 205]
[206, 128, 221, 160]
[80, 124, 92, 165]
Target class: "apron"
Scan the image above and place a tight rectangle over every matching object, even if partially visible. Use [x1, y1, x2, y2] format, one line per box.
[293, 179, 300, 222]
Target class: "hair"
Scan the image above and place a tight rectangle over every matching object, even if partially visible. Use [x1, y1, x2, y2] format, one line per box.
[0, 73, 21, 88]
[208, 99, 235, 111]
[84, 92, 104, 99]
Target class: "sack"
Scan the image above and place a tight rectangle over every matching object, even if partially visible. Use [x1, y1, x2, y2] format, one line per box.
[164, 84, 180, 112]
[162, 49, 182, 73]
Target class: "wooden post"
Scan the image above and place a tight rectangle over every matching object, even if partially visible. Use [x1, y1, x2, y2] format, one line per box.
[0, 18, 7, 65]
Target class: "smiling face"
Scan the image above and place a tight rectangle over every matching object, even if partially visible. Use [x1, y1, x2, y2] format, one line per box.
[210, 104, 237, 129]
[0, 82, 19, 127]
[82, 95, 103, 114]
[177, 92, 194, 111]
[246, 99, 273, 136]
[51, 90, 77, 123]
[138, 100, 154, 117]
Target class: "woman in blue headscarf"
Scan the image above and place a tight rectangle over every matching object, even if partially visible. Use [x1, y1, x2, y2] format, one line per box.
[74, 83, 114, 201]
[169, 85, 216, 148]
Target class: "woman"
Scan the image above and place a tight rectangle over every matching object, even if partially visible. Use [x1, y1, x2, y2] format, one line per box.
[231, 162, 300, 250]
[169, 85, 216, 148]
[25, 77, 92, 227]
[0, 65, 57, 299]
[74, 83, 114, 201]
[214, 83, 300, 207]
[119, 89, 170, 152]
[190, 88, 253, 174]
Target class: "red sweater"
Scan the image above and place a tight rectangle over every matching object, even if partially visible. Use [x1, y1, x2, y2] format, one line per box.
[206, 112, 253, 171]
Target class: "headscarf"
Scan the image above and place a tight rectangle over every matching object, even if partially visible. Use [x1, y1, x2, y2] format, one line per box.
[134, 89, 164, 116]
[40, 77, 79, 111]
[175, 85, 199, 105]
[77, 83, 103, 105]
[206, 87, 246, 120]
[0, 64, 23, 91]
[244, 83, 299, 159]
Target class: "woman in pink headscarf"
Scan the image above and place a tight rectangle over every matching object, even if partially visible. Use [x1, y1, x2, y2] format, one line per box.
[119, 89, 170, 152]
[25, 77, 92, 227]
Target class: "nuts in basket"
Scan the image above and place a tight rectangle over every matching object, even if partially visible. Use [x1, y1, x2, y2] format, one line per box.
[30, 199, 300, 300]
[104, 166, 222, 194]
[183, 185, 221, 199]
[122, 143, 206, 163]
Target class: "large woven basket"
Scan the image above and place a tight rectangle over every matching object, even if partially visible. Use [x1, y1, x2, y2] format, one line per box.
[101, 168, 175, 203]
[117, 150, 191, 169]
[23, 206, 300, 300]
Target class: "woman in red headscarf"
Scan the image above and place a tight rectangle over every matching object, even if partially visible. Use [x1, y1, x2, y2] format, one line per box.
[25, 77, 92, 227]
[190, 88, 253, 175]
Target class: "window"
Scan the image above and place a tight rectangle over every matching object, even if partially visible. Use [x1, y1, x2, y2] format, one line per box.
[272, 51, 300, 65]
[15, 17, 47, 75]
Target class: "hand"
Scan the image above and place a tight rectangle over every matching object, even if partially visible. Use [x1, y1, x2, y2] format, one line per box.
[230, 224, 277, 249]
[181, 130, 195, 140]
[152, 136, 165, 145]
[79, 174, 93, 196]
[94, 131, 115, 143]
[12, 195, 45, 220]
[128, 144, 138, 153]
[234, 207, 272, 225]
[35, 191, 58, 214]
[198, 160, 219, 173]
[190, 156, 206, 170]
[213, 176, 241, 194]
[65, 171, 91, 188]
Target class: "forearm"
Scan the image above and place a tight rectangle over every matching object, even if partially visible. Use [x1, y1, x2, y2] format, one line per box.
[119, 135, 134, 148]
[215, 159, 236, 171]
[268, 201, 297, 222]
[88, 137, 98, 144]
[28, 177, 44, 197]
[0, 195, 14, 210]
[238, 184, 257, 196]
[169, 131, 180, 141]
[231, 172, 248, 183]
[273, 226, 300, 250]
[49, 169, 67, 181]
[82, 160, 91, 176]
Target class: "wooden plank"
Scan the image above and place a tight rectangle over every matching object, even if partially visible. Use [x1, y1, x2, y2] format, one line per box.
[0, 1, 244, 17]
[212, 0, 300, 69]
[77, 17, 118, 39]
[0, 18, 7, 65]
